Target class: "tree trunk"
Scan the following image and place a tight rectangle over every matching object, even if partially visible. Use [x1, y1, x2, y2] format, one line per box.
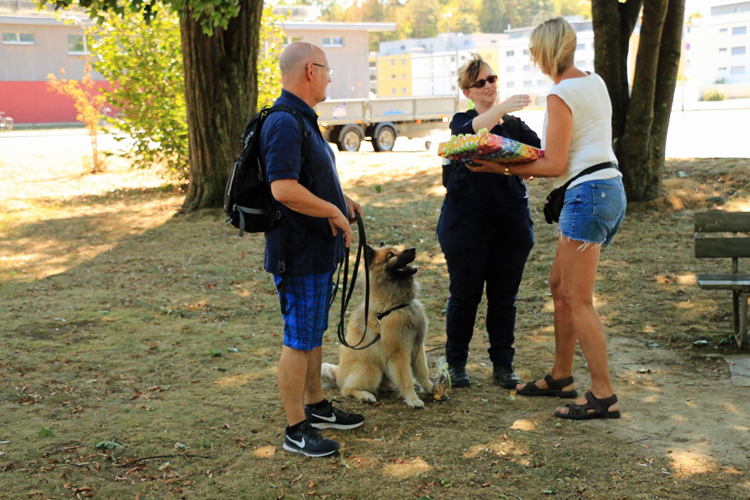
[592, 0, 685, 202]
[180, 0, 264, 212]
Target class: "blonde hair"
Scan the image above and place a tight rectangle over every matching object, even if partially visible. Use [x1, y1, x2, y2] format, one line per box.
[529, 14, 576, 78]
[457, 53, 491, 90]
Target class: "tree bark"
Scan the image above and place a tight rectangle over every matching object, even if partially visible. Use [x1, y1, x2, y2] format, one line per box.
[180, 0, 264, 212]
[592, 0, 685, 202]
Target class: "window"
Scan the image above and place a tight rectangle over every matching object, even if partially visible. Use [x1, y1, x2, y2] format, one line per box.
[506, 50, 514, 57]
[450, 56, 455, 62]
[391, 60, 395, 66]
[507, 82, 515, 88]
[464, 41, 470, 45]
[733, 26, 747, 35]
[523, 49, 529, 55]
[720, 47, 728, 52]
[369, 61, 376, 68]
[322, 37, 344, 47]
[523, 80, 531, 86]
[719, 67, 727, 70]
[401, 59, 406, 65]
[576, 43, 585, 51]
[491, 40, 497, 44]
[732, 46, 746, 55]
[392, 88, 396, 94]
[402, 87, 407, 93]
[731, 66, 745, 75]
[391, 74, 396, 79]
[369, 74, 377, 81]
[506, 66, 515, 73]
[451, 85, 456, 91]
[284, 36, 302, 46]
[402, 73, 406, 79]
[523, 65, 531, 72]
[720, 28, 728, 33]
[68, 34, 90, 54]
[2, 32, 35, 44]
[537, 79, 546, 85]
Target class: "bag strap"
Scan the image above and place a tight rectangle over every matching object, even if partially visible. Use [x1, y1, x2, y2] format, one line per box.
[261, 104, 311, 315]
[557, 162, 619, 193]
[334, 213, 379, 351]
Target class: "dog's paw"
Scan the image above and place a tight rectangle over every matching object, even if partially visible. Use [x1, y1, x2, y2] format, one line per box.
[405, 397, 425, 408]
[358, 392, 377, 403]
[421, 382, 434, 394]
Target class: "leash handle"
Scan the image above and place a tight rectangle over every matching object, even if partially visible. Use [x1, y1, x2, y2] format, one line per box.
[337, 213, 379, 350]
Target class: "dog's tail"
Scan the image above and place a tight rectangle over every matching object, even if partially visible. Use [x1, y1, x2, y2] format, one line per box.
[320, 362, 339, 388]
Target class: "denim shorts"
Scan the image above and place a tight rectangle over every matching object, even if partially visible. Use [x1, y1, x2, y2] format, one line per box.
[273, 271, 335, 351]
[557, 177, 626, 247]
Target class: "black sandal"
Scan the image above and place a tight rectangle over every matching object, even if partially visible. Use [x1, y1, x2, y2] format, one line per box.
[516, 374, 578, 399]
[554, 391, 621, 420]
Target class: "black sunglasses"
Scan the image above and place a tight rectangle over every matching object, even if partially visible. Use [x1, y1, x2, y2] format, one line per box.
[468, 74, 499, 89]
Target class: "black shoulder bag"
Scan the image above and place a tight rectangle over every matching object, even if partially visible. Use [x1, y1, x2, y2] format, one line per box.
[543, 162, 618, 224]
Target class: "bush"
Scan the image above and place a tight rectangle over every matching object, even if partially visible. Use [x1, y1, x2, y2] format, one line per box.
[702, 89, 726, 101]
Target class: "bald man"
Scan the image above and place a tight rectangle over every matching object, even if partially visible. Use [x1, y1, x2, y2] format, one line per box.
[260, 42, 365, 458]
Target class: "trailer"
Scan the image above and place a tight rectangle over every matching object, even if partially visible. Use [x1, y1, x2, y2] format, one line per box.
[314, 95, 459, 152]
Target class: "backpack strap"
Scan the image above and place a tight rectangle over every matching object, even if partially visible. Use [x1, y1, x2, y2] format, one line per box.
[261, 104, 312, 315]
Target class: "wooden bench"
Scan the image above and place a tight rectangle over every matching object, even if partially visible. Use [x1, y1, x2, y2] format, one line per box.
[694, 211, 750, 348]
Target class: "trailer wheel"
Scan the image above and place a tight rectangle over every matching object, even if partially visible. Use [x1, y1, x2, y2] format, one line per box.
[337, 126, 362, 152]
[372, 125, 396, 152]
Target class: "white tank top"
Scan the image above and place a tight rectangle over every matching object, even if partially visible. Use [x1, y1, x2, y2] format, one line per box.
[542, 72, 621, 189]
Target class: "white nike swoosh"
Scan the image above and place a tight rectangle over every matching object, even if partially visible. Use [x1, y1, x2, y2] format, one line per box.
[311, 413, 337, 422]
[287, 436, 305, 448]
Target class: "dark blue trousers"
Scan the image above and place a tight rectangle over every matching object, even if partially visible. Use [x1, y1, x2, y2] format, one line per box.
[437, 196, 534, 368]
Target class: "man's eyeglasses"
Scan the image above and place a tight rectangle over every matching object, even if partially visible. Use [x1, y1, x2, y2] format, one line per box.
[312, 63, 334, 76]
[468, 74, 499, 89]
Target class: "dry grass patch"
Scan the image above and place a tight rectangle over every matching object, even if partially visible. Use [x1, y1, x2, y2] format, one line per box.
[0, 144, 749, 499]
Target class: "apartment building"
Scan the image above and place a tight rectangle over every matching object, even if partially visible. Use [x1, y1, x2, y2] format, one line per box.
[372, 17, 639, 107]
[686, 0, 750, 97]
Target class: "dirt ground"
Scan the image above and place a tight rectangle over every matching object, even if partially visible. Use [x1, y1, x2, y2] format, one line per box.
[1, 134, 750, 499]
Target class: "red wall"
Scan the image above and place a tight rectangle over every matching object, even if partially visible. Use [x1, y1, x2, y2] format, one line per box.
[0, 81, 113, 125]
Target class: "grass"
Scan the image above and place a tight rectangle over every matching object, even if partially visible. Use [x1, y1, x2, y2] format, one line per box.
[1, 148, 749, 499]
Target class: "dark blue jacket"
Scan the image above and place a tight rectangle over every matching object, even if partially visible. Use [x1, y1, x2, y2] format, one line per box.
[261, 90, 347, 275]
[446, 110, 541, 212]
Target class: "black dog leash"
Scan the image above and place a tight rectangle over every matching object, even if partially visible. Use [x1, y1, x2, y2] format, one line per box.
[332, 213, 380, 350]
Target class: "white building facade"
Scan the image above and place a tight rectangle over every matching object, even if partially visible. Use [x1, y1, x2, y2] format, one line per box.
[686, 0, 750, 94]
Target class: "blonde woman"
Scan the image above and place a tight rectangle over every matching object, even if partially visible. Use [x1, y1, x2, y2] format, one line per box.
[469, 16, 626, 419]
[438, 54, 541, 390]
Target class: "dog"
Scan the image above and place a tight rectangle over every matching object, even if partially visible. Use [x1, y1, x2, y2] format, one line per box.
[321, 244, 433, 408]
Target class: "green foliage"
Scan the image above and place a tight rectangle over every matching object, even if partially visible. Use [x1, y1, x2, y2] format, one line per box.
[258, 5, 284, 108]
[38, 427, 53, 437]
[702, 89, 726, 102]
[94, 440, 121, 450]
[41, 0, 240, 35]
[89, 5, 189, 178]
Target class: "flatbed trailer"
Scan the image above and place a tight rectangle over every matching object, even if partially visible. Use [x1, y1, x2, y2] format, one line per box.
[315, 95, 459, 152]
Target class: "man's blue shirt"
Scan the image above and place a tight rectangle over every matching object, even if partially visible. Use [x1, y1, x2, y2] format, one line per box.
[261, 89, 347, 275]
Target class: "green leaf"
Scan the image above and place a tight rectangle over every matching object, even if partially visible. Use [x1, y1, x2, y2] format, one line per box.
[95, 441, 121, 450]
[38, 427, 54, 437]
[210, 349, 223, 357]
[375, 185, 382, 193]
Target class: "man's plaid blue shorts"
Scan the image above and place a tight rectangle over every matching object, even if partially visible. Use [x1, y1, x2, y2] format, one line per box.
[274, 271, 335, 351]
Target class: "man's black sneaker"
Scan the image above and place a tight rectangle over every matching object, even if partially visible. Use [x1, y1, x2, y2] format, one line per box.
[447, 366, 470, 388]
[493, 364, 521, 389]
[305, 401, 364, 430]
[283, 421, 340, 457]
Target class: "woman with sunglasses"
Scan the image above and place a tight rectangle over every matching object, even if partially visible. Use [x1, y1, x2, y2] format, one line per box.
[469, 16, 626, 420]
[438, 53, 540, 391]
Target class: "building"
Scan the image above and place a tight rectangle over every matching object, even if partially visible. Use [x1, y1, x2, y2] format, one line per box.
[0, 0, 108, 124]
[283, 21, 395, 100]
[686, 0, 750, 98]
[0, 0, 394, 125]
[371, 17, 639, 107]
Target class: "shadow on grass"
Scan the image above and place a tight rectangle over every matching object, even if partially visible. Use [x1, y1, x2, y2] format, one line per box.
[0, 158, 749, 499]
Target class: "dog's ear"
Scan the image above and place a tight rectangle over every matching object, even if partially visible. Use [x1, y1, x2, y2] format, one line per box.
[379, 241, 386, 248]
[364, 245, 376, 267]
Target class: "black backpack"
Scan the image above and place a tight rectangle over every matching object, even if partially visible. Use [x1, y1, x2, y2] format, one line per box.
[224, 104, 310, 237]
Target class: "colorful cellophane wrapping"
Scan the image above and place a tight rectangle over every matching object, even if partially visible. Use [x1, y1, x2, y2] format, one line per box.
[438, 131, 544, 164]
